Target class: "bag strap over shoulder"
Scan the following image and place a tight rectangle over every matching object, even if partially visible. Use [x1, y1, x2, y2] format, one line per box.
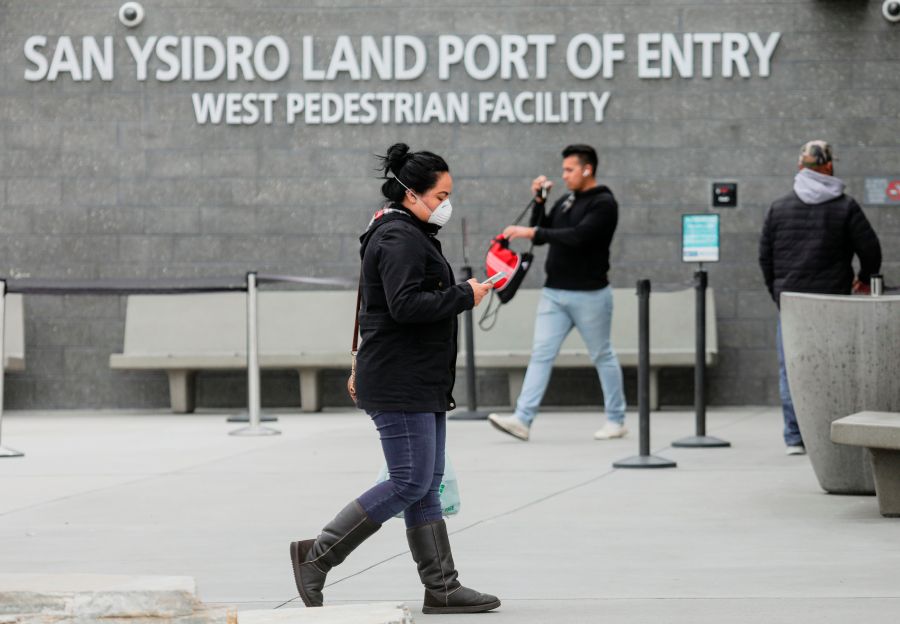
[352, 269, 361, 354]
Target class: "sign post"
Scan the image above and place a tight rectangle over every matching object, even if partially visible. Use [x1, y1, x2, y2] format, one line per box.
[674, 215, 730, 449]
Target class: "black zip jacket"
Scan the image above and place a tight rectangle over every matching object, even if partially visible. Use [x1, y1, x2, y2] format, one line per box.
[758, 192, 881, 306]
[529, 185, 618, 290]
[355, 206, 474, 413]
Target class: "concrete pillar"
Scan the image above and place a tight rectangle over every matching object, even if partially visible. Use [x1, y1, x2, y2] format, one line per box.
[167, 370, 196, 414]
[299, 369, 322, 412]
[507, 370, 525, 407]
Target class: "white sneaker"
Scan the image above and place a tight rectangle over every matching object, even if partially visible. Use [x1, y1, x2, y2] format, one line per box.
[786, 445, 806, 456]
[488, 413, 530, 441]
[593, 422, 628, 440]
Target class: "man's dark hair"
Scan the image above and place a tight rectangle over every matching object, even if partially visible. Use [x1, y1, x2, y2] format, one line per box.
[377, 143, 449, 204]
[561, 144, 598, 172]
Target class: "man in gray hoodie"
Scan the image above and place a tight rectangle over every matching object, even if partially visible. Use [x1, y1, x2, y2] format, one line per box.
[759, 140, 882, 455]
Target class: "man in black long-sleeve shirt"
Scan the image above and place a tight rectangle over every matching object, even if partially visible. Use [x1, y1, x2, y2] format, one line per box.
[759, 139, 882, 455]
[488, 145, 627, 442]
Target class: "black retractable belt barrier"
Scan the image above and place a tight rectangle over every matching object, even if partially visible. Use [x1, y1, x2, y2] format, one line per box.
[672, 269, 730, 448]
[613, 280, 676, 469]
[0, 272, 354, 455]
[231, 273, 355, 426]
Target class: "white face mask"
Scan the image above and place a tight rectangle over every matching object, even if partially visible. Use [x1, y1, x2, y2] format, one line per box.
[426, 198, 453, 227]
[392, 175, 453, 227]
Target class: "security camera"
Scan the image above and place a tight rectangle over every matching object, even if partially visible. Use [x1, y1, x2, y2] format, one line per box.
[884, 0, 900, 23]
[118, 2, 145, 28]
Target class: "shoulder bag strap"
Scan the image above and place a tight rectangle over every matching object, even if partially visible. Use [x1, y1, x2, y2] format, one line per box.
[351, 269, 362, 354]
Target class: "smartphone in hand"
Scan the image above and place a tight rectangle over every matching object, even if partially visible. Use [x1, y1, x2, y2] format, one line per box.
[483, 271, 507, 285]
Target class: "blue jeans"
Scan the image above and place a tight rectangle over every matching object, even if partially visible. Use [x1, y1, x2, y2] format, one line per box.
[356, 411, 445, 528]
[776, 320, 803, 446]
[514, 287, 626, 426]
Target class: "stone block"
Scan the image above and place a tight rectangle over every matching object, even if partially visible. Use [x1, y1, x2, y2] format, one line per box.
[164, 237, 211, 264]
[0, 208, 34, 234]
[239, 603, 413, 624]
[7, 180, 62, 206]
[255, 207, 316, 235]
[68, 236, 121, 264]
[4, 124, 62, 151]
[791, 3, 878, 32]
[199, 207, 257, 235]
[26, 318, 93, 348]
[60, 296, 123, 320]
[2, 150, 63, 177]
[736, 291, 777, 320]
[117, 236, 176, 264]
[143, 208, 202, 235]
[31, 93, 91, 122]
[0, 96, 35, 123]
[718, 319, 772, 350]
[681, 4, 796, 32]
[713, 289, 738, 320]
[118, 179, 235, 208]
[88, 94, 142, 123]
[147, 151, 204, 179]
[708, 373, 769, 406]
[61, 124, 117, 152]
[60, 151, 122, 178]
[202, 151, 258, 178]
[0, 574, 198, 618]
[67, 179, 119, 208]
[86, 207, 145, 234]
[258, 150, 313, 178]
[18, 348, 65, 377]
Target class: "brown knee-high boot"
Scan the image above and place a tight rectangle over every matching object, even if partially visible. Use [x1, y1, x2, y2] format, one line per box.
[406, 519, 501, 614]
[289, 500, 381, 607]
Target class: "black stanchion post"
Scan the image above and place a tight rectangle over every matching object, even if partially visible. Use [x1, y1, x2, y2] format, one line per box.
[449, 265, 489, 421]
[614, 279, 676, 469]
[450, 218, 489, 421]
[672, 268, 730, 448]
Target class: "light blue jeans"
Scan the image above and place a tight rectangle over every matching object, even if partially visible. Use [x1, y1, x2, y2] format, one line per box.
[514, 287, 626, 427]
[776, 320, 803, 447]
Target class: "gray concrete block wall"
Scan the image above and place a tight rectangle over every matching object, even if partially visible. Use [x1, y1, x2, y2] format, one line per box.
[0, 0, 898, 410]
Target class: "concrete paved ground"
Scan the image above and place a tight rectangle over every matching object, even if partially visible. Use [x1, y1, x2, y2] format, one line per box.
[1, 407, 898, 623]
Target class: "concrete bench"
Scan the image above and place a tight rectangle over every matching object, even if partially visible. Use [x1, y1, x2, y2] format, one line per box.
[110, 287, 715, 414]
[831, 412, 900, 517]
[3, 294, 26, 372]
[109, 291, 356, 413]
[458, 287, 716, 409]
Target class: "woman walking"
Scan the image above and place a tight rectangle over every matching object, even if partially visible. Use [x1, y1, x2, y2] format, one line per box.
[289, 143, 499, 614]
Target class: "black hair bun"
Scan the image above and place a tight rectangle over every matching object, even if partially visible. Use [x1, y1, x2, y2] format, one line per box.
[384, 142, 411, 174]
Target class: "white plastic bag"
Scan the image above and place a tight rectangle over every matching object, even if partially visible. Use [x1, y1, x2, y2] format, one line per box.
[375, 454, 460, 518]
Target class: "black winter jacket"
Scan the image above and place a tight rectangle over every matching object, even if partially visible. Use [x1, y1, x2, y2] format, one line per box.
[355, 206, 474, 413]
[530, 185, 618, 290]
[758, 191, 881, 306]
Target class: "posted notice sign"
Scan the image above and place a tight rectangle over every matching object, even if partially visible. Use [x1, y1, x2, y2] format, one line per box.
[864, 178, 900, 205]
[682, 214, 720, 263]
